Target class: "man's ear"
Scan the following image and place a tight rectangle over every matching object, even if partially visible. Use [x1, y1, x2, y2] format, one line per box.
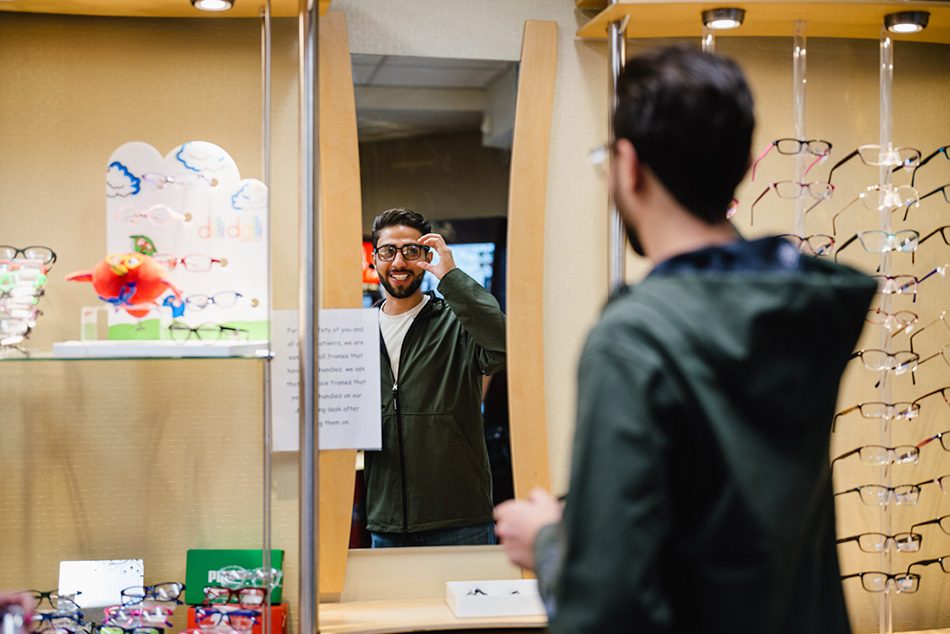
[426, 249, 433, 264]
[613, 138, 640, 192]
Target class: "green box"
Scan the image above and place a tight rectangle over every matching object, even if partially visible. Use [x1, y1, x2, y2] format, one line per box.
[185, 549, 284, 605]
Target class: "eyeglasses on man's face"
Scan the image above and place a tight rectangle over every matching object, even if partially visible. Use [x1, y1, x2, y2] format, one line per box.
[841, 571, 919, 594]
[373, 243, 430, 262]
[837, 531, 922, 554]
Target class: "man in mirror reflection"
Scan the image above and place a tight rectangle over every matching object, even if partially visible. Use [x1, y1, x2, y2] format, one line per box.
[364, 207, 506, 547]
[494, 45, 876, 632]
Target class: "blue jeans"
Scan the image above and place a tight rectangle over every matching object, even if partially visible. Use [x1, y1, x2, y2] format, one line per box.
[371, 521, 497, 548]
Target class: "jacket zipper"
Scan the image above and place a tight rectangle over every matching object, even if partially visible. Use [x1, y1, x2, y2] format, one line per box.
[381, 296, 436, 534]
[392, 381, 409, 532]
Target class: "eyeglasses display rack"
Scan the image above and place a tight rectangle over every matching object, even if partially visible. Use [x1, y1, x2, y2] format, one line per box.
[580, 2, 950, 632]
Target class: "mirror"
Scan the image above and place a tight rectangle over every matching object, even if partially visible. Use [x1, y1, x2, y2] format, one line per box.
[349, 53, 520, 547]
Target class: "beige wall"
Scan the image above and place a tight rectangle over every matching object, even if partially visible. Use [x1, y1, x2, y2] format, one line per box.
[2, 4, 949, 633]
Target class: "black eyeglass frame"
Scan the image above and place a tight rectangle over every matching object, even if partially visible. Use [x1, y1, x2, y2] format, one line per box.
[372, 243, 431, 262]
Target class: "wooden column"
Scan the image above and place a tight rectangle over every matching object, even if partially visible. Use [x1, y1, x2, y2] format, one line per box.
[317, 10, 362, 597]
[507, 20, 558, 499]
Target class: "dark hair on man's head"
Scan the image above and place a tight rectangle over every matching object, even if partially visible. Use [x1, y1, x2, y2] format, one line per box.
[371, 207, 432, 246]
[614, 44, 755, 223]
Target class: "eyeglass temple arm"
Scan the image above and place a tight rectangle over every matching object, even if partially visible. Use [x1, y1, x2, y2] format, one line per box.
[751, 143, 776, 181]
[906, 558, 940, 574]
[804, 154, 827, 177]
[834, 234, 859, 262]
[831, 199, 860, 234]
[749, 187, 772, 226]
[831, 447, 859, 463]
[831, 405, 859, 433]
[907, 148, 943, 185]
[827, 150, 858, 185]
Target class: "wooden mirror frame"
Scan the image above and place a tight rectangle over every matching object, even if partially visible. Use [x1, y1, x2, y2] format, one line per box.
[316, 14, 558, 596]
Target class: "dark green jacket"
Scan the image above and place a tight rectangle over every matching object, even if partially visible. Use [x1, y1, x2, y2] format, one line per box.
[364, 268, 506, 533]
[538, 237, 877, 634]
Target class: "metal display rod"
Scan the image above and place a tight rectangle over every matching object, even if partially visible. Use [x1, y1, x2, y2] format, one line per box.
[260, 5, 275, 634]
[877, 25, 895, 634]
[298, 1, 320, 634]
[607, 4, 628, 294]
[792, 21, 807, 238]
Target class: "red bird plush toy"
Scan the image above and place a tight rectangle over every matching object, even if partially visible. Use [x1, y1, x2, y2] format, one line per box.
[66, 253, 182, 318]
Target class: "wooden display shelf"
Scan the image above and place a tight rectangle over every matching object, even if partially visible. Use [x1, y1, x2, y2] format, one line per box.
[0, 0, 331, 18]
[576, 0, 950, 45]
[319, 598, 547, 634]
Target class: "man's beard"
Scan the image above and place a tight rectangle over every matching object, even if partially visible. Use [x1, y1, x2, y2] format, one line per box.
[379, 269, 426, 299]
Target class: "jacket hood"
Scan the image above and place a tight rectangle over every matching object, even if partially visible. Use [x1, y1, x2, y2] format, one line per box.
[617, 237, 878, 424]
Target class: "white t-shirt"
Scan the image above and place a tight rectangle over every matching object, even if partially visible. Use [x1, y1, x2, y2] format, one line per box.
[378, 294, 430, 384]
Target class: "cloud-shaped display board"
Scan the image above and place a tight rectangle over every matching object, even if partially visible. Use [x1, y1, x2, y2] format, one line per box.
[103, 140, 269, 335]
[106, 162, 141, 198]
[231, 180, 269, 212]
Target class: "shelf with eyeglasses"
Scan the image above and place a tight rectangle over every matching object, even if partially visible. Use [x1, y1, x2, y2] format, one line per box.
[9, 577, 284, 634]
[575, 0, 950, 45]
[743, 141, 950, 266]
[0, 243, 271, 360]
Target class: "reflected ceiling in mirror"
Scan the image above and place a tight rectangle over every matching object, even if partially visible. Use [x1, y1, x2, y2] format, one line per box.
[352, 54, 518, 147]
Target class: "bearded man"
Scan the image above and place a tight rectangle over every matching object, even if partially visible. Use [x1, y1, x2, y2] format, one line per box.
[364, 207, 506, 547]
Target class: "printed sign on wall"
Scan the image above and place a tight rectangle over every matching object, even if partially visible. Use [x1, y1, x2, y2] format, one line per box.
[271, 309, 381, 451]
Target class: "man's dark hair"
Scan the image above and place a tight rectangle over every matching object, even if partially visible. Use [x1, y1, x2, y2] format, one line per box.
[614, 44, 755, 223]
[371, 207, 432, 247]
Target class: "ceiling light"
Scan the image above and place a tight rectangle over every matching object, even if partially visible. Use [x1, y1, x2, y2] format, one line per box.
[191, 0, 234, 11]
[884, 11, 929, 34]
[701, 7, 745, 30]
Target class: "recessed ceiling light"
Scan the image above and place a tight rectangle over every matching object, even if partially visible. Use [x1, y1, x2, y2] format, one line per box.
[191, 0, 234, 11]
[701, 7, 746, 30]
[884, 11, 929, 34]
